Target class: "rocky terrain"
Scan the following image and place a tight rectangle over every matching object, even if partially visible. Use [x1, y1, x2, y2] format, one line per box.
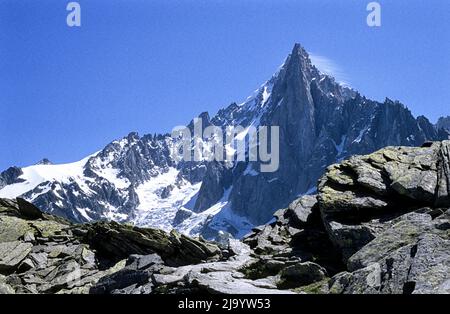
[1, 43, 449, 239]
[1, 141, 449, 294]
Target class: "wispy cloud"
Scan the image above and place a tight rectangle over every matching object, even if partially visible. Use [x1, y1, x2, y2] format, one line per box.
[309, 54, 350, 86]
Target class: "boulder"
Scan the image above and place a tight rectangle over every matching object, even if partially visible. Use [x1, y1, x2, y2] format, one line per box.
[0, 241, 33, 271]
[16, 198, 43, 220]
[84, 222, 221, 266]
[318, 141, 450, 263]
[183, 271, 293, 294]
[0, 275, 15, 294]
[286, 195, 317, 227]
[278, 262, 327, 288]
[0, 216, 34, 243]
[328, 210, 450, 294]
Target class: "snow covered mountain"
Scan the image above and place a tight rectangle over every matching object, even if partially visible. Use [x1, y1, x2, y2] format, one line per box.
[1, 43, 449, 238]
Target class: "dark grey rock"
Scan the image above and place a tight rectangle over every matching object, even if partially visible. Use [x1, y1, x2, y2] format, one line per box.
[17, 198, 43, 220]
[278, 262, 327, 288]
[90, 268, 151, 294]
[437, 116, 450, 133]
[286, 195, 317, 227]
[172, 208, 193, 226]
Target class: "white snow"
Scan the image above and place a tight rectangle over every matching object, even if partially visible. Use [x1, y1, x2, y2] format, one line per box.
[103, 202, 128, 221]
[176, 188, 232, 235]
[115, 138, 128, 149]
[353, 126, 369, 144]
[93, 167, 130, 189]
[261, 86, 271, 106]
[28, 182, 52, 202]
[238, 78, 273, 113]
[176, 187, 254, 238]
[77, 207, 93, 221]
[207, 203, 254, 239]
[0, 153, 97, 199]
[133, 168, 202, 232]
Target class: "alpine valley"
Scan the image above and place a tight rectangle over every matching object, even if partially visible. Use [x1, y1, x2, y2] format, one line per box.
[1, 43, 449, 240]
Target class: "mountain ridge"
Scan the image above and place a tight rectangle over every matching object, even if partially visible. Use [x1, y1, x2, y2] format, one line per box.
[1, 43, 449, 238]
[1, 140, 449, 294]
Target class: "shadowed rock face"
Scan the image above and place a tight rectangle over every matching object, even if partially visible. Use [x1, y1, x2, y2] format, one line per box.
[186, 44, 448, 231]
[0, 167, 24, 190]
[437, 116, 450, 133]
[1, 143, 449, 294]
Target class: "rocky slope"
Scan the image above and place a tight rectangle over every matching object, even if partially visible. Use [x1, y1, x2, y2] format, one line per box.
[1, 141, 449, 294]
[244, 140, 450, 294]
[1, 43, 449, 239]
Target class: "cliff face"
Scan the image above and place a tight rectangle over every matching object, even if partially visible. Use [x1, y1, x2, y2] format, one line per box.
[1, 141, 449, 294]
[196, 45, 448, 233]
[437, 116, 450, 132]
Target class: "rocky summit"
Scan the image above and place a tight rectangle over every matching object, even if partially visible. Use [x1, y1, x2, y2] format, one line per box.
[1, 141, 449, 294]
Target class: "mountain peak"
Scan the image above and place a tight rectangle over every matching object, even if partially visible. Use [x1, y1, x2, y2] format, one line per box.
[437, 116, 450, 132]
[127, 132, 140, 141]
[187, 111, 212, 132]
[36, 158, 52, 165]
[291, 43, 309, 57]
[282, 43, 316, 81]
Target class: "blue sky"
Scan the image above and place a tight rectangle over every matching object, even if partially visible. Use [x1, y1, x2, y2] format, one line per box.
[1, 0, 449, 170]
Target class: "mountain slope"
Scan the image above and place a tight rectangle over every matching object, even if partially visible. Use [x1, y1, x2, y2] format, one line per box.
[0, 43, 448, 238]
[1, 141, 449, 294]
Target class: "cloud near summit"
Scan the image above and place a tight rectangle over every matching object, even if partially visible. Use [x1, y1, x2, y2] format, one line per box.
[310, 53, 350, 86]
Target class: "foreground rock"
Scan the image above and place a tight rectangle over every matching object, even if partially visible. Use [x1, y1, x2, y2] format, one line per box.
[244, 141, 450, 294]
[0, 198, 234, 294]
[0, 198, 293, 294]
[1, 141, 449, 294]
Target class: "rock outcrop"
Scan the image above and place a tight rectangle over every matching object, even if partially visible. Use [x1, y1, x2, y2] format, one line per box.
[0, 198, 223, 294]
[1, 141, 449, 294]
[244, 141, 450, 294]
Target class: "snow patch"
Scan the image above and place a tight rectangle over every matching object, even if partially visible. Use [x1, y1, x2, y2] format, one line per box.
[133, 168, 202, 232]
[176, 188, 233, 235]
[261, 86, 271, 106]
[94, 167, 130, 189]
[353, 126, 369, 144]
[176, 188, 254, 238]
[77, 207, 93, 221]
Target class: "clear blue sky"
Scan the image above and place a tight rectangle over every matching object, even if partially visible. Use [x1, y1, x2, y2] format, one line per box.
[1, 0, 449, 170]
